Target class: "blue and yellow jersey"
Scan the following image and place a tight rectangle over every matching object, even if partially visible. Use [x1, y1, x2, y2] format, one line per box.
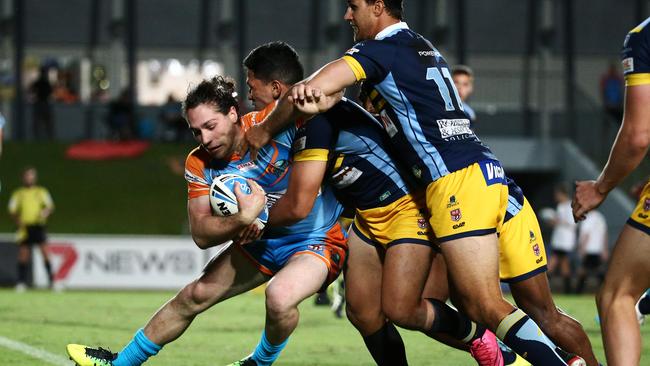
[292, 98, 411, 210]
[184, 102, 342, 240]
[622, 17, 650, 86]
[342, 22, 496, 187]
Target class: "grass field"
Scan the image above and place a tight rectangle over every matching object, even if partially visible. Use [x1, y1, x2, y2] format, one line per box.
[2, 289, 649, 366]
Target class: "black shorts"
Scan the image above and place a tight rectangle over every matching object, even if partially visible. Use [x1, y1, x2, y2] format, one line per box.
[22, 225, 47, 245]
[582, 254, 602, 270]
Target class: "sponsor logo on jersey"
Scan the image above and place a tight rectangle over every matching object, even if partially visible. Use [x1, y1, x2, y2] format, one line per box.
[379, 191, 391, 201]
[532, 243, 541, 257]
[237, 161, 257, 172]
[450, 208, 462, 222]
[480, 160, 506, 186]
[452, 221, 465, 229]
[265, 191, 285, 208]
[529, 230, 536, 243]
[638, 213, 648, 219]
[447, 195, 459, 208]
[412, 166, 422, 179]
[536, 256, 544, 264]
[437, 118, 472, 139]
[265, 159, 289, 177]
[346, 47, 360, 55]
[622, 57, 634, 74]
[332, 166, 364, 189]
[379, 110, 399, 137]
[644, 198, 650, 211]
[293, 136, 307, 152]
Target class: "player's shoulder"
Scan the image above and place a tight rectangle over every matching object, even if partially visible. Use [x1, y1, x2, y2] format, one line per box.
[241, 102, 277, 130]
[622, 17, 650, 73]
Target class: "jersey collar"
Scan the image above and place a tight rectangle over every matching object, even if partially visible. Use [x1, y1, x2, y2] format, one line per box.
[375, 22, 409, 40]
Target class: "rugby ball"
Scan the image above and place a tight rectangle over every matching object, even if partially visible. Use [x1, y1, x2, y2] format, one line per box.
[209, 174, 268, 229]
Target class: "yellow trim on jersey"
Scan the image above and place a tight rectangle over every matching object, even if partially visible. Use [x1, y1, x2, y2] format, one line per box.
[369, 89, 379, 100]
[333, 155, 344, 171]
[376, 99, 386, 111]
[342, 56, 367, 81]
[626, 73, 650, 86]
[293, 148, 329, 162]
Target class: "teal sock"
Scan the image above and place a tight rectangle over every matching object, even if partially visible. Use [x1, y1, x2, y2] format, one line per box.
[496, 309, 566, 366]
[250, 330, 288, 366]
[114, 328, 162, 366]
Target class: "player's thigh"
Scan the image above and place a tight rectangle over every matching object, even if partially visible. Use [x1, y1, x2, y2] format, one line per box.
[601, 225, 650, 299]
[196, 244, 269, 304]
[422, 251, 449, 301]
[440, 234, 504, 314]
[266, 253, 329, 308]
[344, 228, 384, 312]
[382, 242, 433, 308]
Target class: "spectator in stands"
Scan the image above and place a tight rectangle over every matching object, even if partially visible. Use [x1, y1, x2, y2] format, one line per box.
[547, 183, 577, 293]
[8, 167, 55, 292]
[452, 65, 477, 128]
[29, 66, 54, 140]
[575, 210, 609, 294]
[159, 94, 187, 142]
[106, 89, 135, 140]
[600, 62, 624, 123]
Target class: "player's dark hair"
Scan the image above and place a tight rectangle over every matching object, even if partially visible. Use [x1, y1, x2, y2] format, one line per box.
[365, 0, 404, 20]
[452, 65, 474, 78]
[243, 41, 304, 85]
[182, 76, 240, 120]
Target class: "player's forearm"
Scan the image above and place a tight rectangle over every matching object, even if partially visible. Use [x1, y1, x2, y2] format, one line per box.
[189, 214, 250, 249]
[596, 129, 649, 194]
[261, 92, 303, 138]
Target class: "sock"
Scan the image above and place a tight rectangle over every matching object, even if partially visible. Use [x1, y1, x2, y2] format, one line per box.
[44, 260, 53, 284]
[425, 298, 485, 343]
[639, 293, 650, 315]
[17, 263, 28, 284]
[496, 309, 566, 366]
[114, 328, 162, 366]
[362, 322, 407, 366]
[250, 330, 288, 366]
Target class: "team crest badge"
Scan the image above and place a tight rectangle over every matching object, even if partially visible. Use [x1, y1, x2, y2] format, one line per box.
[450, 209, 462, 222]
[529, 230, 536, 243]
[644, 198, 650, 211]
[532, 244, 541, 257]
[417, 218, 428, 229]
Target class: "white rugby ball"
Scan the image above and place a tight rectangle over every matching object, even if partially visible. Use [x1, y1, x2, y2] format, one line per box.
[209, 174, 268, 229]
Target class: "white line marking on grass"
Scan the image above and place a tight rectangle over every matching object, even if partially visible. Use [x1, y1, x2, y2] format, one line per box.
[0, 335, 70, 365]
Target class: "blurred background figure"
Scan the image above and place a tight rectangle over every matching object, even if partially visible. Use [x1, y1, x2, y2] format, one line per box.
[599, 62, 624, 123]
[28, 66, 54, 140]
[8, 167, 55, 292]
[547, 183, 577, 293]
[106, 89, 135, 140]
[0, 111, 5, 158]
[575, 210, 608, 294]
[159, 94, 186, 142]
[452, 64, 476, 127]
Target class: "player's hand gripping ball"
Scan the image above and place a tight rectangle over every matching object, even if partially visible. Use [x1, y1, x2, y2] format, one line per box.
[210, 174, 269, 230]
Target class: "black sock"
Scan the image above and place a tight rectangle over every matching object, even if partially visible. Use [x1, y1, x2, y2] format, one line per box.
[425, 298, 485, 342]
[362, 322, 408, 366]
[17, 263, 28, 284]
[639, 293, 650, 315]
[44, 261, 54, 284]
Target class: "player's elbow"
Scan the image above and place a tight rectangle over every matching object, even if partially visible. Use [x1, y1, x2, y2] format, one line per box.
[192, 235, 211, 250]
[629, 131, 650, 151]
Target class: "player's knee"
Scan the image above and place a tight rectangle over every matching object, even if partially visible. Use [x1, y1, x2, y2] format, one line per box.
[265, 284, 295, 317]
[345, 302, 385, 333]
[179, 280, 218, 314]
[382, 301, 418, 329]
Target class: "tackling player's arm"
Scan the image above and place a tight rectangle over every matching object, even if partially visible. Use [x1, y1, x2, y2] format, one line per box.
[246, 59, 356, 155]
[573, 84, 650, 220]
[188, 182, 266, 249]
[267, 160, 327, 227]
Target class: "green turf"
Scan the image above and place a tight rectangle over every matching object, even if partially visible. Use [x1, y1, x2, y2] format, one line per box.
[1, 290, 648, 365]
[0, 142, 194, 235]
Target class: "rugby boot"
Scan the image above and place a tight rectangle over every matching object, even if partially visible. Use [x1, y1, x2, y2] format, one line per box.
[636, 297, 646, 325]
[66, 344, 116, 366]
[469, 329, 504, 366]
[226, 356, 258, 366]
[555, 347, 587, 366]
